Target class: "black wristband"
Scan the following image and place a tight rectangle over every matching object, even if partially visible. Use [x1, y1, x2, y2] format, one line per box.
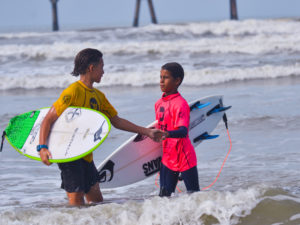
[167, 126, 188, 138]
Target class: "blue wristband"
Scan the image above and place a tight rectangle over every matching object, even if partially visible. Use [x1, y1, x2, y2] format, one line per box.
[36, 144, 48, 152]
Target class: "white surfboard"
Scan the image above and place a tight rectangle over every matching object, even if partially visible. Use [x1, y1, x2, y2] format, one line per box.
[97, 95, 230, 188]
[4, 107, 111, 163]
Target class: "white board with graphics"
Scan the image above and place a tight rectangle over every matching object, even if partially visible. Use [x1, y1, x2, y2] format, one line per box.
[4, 107, 111, 163]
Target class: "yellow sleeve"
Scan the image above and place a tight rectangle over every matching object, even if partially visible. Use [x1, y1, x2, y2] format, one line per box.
[53, 86, 75, 116]
[96, 90, 118, 119]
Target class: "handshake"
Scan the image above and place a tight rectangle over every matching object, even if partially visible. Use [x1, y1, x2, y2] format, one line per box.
[147, 128, 168, 142]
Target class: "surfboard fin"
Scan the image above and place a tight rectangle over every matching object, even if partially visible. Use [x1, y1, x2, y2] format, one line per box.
[190, 101, 211, 111]
[0, 131, 5, 152]
[207, 105, 232, 116]
[193, 132, 219, 143]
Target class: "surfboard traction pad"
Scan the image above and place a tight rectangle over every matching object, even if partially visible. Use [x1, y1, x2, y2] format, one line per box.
[5, 110, 40, 149]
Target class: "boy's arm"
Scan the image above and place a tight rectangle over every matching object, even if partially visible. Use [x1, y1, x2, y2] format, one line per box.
[39, 106, 59, 166]
[167, 126, 188, 138]
[110, 115, 166, 142]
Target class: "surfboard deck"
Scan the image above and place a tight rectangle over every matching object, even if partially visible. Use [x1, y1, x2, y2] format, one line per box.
[4, 107, 111, 163]
[97, 95, 230, 189]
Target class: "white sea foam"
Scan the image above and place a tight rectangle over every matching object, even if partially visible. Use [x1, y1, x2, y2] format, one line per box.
[0, 186, 265, 225]
[0, 19, 299, 40]
[1, 186, 298, 225]
[0, 62, 299, 90]
[1, 27, 300, 59]
[290, 213, 300, 221]
[0, 19, 300, 90]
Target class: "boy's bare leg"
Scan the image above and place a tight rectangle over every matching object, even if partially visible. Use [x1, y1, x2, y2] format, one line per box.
[85, 182, 103, 204]
[67, 192, 85, 206]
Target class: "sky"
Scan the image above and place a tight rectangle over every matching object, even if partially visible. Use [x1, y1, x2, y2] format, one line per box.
[0, 0, 300, 32]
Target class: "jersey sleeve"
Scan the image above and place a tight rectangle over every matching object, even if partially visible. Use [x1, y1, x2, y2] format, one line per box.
[52, 87, 75, 117]
[173, 101, 190, 129]
[154, 101, 159, 121]
[97, 90, 118, 119]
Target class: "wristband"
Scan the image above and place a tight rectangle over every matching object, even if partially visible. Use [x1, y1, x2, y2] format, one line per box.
[37, 144, 48, 152]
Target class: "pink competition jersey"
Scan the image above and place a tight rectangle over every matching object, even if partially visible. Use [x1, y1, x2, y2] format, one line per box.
[155, 92, 197, 172]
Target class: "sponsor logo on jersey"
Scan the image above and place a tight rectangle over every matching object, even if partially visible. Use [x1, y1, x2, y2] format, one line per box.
[63, 95, 71, 104]
[90, 98, 99, 110]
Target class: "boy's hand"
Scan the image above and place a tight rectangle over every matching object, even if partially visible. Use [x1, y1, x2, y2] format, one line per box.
[40, 148, 52, 166]
[148, 129, 168, 142]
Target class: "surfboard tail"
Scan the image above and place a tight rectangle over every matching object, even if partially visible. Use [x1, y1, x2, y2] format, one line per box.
[5, 111, 40, 150]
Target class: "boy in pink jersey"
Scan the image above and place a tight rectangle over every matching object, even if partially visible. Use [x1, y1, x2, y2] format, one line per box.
[155, 62, 200, 197]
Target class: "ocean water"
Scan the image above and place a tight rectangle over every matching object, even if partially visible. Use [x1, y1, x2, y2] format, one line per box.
[1, 19, 300, 225]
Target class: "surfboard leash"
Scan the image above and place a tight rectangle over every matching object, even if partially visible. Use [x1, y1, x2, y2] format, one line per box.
[0, 131, 6, 152]
[201, 116, 232, 191]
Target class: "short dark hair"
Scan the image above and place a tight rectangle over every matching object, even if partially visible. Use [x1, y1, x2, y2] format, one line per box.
[71, 48, 103, 76]
[161, 62, 184, 85]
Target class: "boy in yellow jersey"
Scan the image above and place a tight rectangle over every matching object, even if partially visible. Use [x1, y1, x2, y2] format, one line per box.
[38, 48, 165, 206]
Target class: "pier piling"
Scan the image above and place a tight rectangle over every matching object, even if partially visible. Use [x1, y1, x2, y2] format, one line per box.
[133, 0, 157, 27]
[133, 0, 141, 27]
[147, 0, 157, 24]
[230, 0, 238, 20]
[50, 0, 59, 31]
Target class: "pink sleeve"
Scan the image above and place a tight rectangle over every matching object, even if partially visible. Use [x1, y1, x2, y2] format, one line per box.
[154, 102, 159, 128]
[173, 102, 190, 129]
[154, 102, 158, 121]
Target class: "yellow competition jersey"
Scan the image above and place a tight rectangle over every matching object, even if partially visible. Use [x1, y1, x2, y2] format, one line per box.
[53, 80, 117, 162]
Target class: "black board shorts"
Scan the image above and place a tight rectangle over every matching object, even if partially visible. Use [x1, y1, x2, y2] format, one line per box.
[58, 159, 100, 193]
[159, 163, 200, 196]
